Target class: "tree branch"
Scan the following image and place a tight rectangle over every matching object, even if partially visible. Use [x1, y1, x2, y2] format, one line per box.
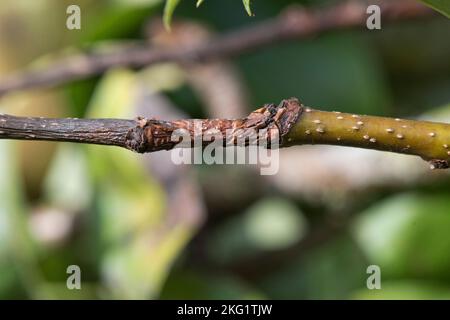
[285, 104, 450, 169]
[0, 0, 433, 96]
[1, 98, 449, 169]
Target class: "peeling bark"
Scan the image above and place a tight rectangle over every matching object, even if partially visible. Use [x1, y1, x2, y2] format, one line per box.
[126, 98, 301, 152]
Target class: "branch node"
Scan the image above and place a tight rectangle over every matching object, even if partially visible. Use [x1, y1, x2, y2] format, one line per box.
[276, 98, 303, 140]
[125, 119, 148, 153]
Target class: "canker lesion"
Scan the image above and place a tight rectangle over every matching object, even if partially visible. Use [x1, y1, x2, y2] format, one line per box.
[126, 98, 303, 153]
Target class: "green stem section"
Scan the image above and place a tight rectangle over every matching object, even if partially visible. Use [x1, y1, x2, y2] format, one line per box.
[286, 108, 450, 169]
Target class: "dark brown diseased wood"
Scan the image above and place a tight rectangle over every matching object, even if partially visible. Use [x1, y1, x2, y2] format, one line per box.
[125, 99, 302, 152]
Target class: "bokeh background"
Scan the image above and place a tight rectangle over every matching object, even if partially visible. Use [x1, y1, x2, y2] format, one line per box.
[0, 0, 450, 299]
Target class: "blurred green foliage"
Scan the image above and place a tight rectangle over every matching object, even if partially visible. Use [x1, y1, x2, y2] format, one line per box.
[419, 0, 450, 18]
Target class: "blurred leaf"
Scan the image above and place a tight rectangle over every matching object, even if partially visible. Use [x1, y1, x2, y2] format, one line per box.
[84, 68, 200, 299]
[44, 145, 92, 212]
[85, 69, 164, 242]
[421, 103, 450, 122]
[161, 270, 265, 299]
[243, 198, 307, 250]
[243, 0, 252, 16]
[103, 224, 192, 299]
[34, 283, 99, 300]
[164, 0, 181, 30]
[353, 192, 450, 281]
[240, 34, 391, 115]
[0, 141, 24, 297]
[111, 0, 162, 6]
[196, 0, 206, 8]
[0, 141, 45, 298]
[207, 197, 307, 265]
[139, 63, 186, 92]
[352, 280, 450, 299]
[418, 1, 450, 18]
[164, 0, 255, 30]
[261, 234, 367, 299]
[81, 3, 160, 44]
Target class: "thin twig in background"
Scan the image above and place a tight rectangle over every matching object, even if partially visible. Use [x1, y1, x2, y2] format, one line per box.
[146, 19, 249, 118]
[1, 98, 449, 169]
[0, 0, 433, 97]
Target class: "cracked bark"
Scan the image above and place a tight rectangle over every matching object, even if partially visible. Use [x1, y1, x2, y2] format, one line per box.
[1, 98, 449, 169]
